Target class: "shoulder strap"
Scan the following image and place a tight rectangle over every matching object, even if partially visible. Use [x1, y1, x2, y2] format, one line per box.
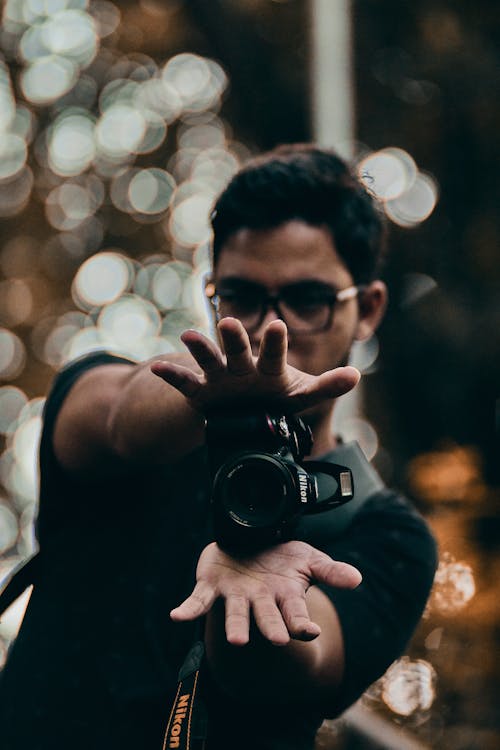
[297, 441, 385, 541]
[0, 553, 40, 617]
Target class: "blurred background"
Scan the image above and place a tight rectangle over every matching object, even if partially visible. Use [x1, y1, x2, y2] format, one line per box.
[0, 1, 498, 748]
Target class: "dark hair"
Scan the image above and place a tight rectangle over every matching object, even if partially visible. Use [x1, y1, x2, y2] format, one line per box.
[211, 143, 387, 284]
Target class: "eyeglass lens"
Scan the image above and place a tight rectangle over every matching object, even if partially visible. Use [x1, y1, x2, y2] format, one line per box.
[215, 281, 337, 332]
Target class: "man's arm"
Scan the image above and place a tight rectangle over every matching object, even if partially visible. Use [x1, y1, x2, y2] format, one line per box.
[52, 354, 206, 473]
[54, 317, 359, 474]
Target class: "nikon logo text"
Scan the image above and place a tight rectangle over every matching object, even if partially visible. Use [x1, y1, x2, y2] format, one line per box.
[298, 474, 308, 503]
[168, 693, 190, 748]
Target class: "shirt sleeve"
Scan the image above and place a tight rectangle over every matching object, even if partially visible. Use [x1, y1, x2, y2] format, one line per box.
[316, 490, 438, 717]
[40, 352, 135, 462]
[36, 351, 135, 537]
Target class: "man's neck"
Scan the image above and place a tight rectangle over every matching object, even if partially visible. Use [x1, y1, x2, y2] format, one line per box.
[306, 408, 337, 457]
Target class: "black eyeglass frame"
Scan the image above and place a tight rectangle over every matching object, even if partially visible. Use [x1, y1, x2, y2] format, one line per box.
[205, 279, 366, 334]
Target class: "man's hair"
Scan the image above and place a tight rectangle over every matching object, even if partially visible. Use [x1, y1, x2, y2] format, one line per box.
[211, 143, 387, 284]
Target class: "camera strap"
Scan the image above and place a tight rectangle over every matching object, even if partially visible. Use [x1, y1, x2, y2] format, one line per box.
[296, 441, 385, 541]
[162, 639, 208, 750]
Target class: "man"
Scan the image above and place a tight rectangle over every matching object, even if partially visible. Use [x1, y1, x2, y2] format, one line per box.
[0, 145, 437, 749]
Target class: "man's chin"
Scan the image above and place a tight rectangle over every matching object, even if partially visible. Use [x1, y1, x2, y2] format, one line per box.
[297, 399, 334, 422]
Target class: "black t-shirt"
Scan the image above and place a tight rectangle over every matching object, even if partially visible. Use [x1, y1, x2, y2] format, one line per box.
[0, 353, 437, 750]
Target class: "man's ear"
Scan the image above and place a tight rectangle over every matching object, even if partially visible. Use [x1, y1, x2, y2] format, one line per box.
[355, 281, 388, 341]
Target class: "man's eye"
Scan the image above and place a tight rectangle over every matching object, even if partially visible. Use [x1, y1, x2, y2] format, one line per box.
[235, 296, 259, 310]
[285, 293, 329, 309]
[220, 293, 259, 310]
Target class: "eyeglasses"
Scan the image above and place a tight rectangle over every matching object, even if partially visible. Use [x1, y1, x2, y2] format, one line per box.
[206, 278, 364, 334]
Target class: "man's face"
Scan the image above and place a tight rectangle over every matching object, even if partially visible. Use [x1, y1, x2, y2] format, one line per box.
[213, 220, 362, 376]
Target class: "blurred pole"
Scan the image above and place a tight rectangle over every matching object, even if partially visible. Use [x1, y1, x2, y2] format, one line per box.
[310, 0, 354, 159]
[342, 702, 431, 750]
[310, 1, 364, 444]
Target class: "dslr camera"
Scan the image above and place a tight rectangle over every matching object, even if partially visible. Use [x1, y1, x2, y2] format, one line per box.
[206, 410, 354, 554]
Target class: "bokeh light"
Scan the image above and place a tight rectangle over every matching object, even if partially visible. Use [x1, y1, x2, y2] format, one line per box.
[0, 397, 44, 539]
[381, 657, 436, 716]
[39, 10, 98, 67]
[0, 587, 33, 645]
[407, 445, 486, 503]
[0, 503, 19, 554]
[127, 168, 175, 216]
[162, 53, 228, 113]
[170, 193, 215, 247]
[358, 147, 438, 227]
[46, 181, 102, 230]
[385, 171, 439, 227]
[0, 278, 34, 326]
[151, 263, 184, 310]
[95, 103, 147, 161]
[48, 111, 96, 175]
[190, 146, 239, 193]
[10, 105, 36, 144]
[11, 415, 43, 502]
[338, 416, 379, 461]
[0, 166, 34, 217]
[97, 294, 161, 348]
[0, 387, 29, 435]
[91, 0, 121, 39]
[72, 251, 133, 308]
[349, 335, 380, 374]
[21, 55, 79, 104]
[401, 272, 438, 308]
[0, 134, 28, 180]
[427, 552, 476, 615]
[359, 147, 417, 201]
[0, 61, 15, 132]
[0, 330, 26, 380]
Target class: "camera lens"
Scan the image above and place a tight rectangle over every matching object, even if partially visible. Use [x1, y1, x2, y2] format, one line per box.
[222, 456, 291, 528]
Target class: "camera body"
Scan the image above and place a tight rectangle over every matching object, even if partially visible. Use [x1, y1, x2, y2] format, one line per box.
[206, 410, 354, 554]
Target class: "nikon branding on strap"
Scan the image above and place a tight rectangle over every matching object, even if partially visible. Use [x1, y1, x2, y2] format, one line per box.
[163, 640, 207, 750]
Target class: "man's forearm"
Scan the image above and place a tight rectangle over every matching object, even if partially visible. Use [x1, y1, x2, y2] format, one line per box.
[107, 356, 206, 464]
[53, 355, 206, 472]
[204, 586, 345, 705]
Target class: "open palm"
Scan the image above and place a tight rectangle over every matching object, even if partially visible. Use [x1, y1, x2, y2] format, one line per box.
[151, 317, 359, 414]
[170, 540, 362, 645]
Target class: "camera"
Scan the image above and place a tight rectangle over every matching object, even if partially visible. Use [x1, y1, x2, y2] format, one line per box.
[206, 410, 354, 554]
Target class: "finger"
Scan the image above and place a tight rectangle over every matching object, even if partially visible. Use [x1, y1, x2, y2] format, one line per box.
[170, 581, 218, 622]
[251, 593, 290, 646]
[224, 594, 250, 646]
[218, 318, 254, 376]
[317, 366, 361, 397]
[293, 366, 361, 411]
[257, 320, 288, 376]
[308, 551, 362, 590]
[180, 330, 225, 379]
[278, 594, 321, 642]
[151, 361, 203, 399]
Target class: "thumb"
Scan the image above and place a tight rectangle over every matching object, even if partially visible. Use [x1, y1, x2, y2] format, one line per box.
[309, 550, 362, 590]
[170, 581, 217, 621]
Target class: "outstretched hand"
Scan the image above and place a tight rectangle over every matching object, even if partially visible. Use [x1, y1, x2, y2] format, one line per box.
[170, 541, 362, 646]
[150, 317, 360, 414]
